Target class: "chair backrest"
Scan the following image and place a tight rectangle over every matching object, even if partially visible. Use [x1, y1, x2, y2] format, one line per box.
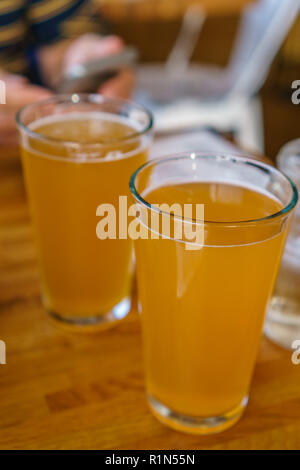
[227, 0, 299, 97]
[166, 5, 206, 72]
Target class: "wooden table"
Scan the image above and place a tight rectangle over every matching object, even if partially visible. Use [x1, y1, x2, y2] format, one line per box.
[99, 0, 256, 21]
[0, 147, 300, 450]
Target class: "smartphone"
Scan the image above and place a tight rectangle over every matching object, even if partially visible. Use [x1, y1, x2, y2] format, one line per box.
[57, 46, 138, 94]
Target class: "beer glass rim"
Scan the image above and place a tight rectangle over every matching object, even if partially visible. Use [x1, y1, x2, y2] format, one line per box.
[129, 152, 298, 227]
[16, 93, 154, 149]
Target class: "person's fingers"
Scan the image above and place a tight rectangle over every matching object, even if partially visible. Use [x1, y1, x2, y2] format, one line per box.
[0, 83, 52, 145]
[89, 35, 124, 59]
[6, 83, 52, 108]
[0, 74, 29, 86]
[99, 68, 135, 100]
[64, 34, 124, 71]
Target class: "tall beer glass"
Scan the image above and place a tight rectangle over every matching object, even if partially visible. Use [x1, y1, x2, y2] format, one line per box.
[17, 94, 153, 330]
[130, 153, 297, 434]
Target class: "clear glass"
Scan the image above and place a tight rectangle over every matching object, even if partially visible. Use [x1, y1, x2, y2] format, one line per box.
[265, 139, 300, 349]
[17, 94, 153, 330]
[130, 153, 297, 435]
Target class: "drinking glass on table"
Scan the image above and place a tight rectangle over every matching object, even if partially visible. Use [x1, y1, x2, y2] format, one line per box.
[17, 94, 153, 330]
[265, 139, 300, 349]
[130, 153, 297, 434]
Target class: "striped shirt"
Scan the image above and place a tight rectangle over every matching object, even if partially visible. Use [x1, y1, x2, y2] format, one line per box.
[0, 0, 102, 81]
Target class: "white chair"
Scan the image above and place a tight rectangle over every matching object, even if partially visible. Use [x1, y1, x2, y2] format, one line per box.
[136, 0, 300, 153]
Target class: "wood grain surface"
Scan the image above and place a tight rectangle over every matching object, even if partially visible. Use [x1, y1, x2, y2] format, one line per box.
[0, 146, 300, 450]
[98, 0, 256, 21]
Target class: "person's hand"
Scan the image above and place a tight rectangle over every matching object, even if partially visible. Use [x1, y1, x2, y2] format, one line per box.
[63, 34, 135, 99]
[0, 73, 52, 147]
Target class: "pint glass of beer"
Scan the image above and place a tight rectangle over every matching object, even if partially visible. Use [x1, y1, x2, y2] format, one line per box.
[130, 153, 297, 434]
[17, 94, 153, 329]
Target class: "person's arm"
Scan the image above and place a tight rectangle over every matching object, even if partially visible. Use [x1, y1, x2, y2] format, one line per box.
[28, 0, 135, 98]
[0, 4, 52, 147]
[39, 33, 135, 98]
[0, 70, 52, 146]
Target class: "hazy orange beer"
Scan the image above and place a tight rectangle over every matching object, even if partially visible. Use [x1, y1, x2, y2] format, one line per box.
[17, 95, 153, 329]
[130, 154, 298, 434]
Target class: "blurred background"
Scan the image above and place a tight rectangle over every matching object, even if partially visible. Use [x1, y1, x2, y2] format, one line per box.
[97, 0, 300, 159]
[0, 0, 299, 159]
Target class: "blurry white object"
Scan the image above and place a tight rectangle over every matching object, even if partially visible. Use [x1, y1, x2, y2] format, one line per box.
[150, 128, 248, 184]
[137, 0, 300, 153]
[265, 139, 300, 350]
[151, 128, 243, 159]
[165, 5, 206, 74]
